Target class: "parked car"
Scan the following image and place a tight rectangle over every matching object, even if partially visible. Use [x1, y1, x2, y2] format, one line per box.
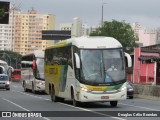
[0, 74, 10, 90]
[127, 81, 134, 99]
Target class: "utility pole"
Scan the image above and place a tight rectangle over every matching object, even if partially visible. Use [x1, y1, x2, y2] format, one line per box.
[101, 3, 107, 27]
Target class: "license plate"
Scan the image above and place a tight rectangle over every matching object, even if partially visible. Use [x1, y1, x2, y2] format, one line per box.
[101, 96, 109, 99]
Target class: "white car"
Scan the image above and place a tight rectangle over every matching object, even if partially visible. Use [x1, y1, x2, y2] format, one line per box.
[0, 74, 10, 90]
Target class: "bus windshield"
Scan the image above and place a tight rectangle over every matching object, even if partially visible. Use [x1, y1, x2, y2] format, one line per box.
[80, 49, 125, 85]
[0, 63, 8, 74]
[36, 58, 44, 80]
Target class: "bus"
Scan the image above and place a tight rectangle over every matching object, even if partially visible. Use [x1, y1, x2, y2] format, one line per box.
[21, 50, 45, 93]
[0, 60, 14, 79]
[11, 69, 21, 81]
[0, 60, 9, 74]
[44, 36, 132, 107]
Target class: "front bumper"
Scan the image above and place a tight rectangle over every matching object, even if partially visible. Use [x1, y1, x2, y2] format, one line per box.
[76, 90, 127, 102]
[0, 84, 10, 89]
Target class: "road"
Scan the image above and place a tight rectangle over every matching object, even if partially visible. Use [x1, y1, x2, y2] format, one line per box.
[0, 82, 160, 120]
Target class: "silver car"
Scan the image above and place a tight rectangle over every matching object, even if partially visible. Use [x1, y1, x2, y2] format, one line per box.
[0, 74, 10, 90]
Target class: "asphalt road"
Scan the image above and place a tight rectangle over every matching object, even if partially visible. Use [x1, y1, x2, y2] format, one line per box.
[0, 82, 160, 120]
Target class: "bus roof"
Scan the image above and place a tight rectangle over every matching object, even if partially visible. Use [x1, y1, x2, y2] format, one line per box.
[0, 60, 7, 64]
[22, 50, 44, 58]
[45, 36, 122, 50]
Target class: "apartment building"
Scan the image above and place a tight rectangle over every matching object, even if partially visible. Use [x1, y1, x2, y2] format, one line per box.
[132, 22, 144, 37]
[59, 23, 72, 31]
[0, 24, 12, 50]
[59, 17, 91, 38]
[138, 29, 157, 47]
[13, 9, 55, 55]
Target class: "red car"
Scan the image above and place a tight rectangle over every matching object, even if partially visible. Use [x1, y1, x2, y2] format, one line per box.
[11, 69, 21, 81]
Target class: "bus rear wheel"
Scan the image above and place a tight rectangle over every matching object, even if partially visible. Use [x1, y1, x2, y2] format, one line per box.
[110, 101, 118, 107]
[23, 82, 28, 92]
[51, 88, 58, 102]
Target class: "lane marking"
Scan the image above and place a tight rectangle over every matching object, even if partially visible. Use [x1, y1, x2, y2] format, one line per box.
[2, 98, 50, 120]
[12, 90, 125, 120]
[58, 102, 126, 120]
[12, 85, 22, 88]
[12, 90, 160, 118]
[12, 90, 50, 101]
[119, 103, 160, 111]
[3, 98, 30, 111]
[15, 89, 160, 112]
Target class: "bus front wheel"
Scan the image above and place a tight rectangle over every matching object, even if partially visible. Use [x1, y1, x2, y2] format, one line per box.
[110, 101, 118, 107]
[32, 83, 37, 94]
[71, 90, 79, 107]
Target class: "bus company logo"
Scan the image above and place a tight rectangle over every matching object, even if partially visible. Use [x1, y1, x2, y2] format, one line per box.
[2, 112, 11, 117]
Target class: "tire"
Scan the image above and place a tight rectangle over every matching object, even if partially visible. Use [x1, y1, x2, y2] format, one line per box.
[129, 96, 133, 99]
[110, 101, 118, 107]
[50, 87, 58, 102]
[58, 97, 64, 102]
[32, 83, 36, 94]
[6, 88, 10, 90]
[23, 82, 28, 92]
[71, 90, 79, 107]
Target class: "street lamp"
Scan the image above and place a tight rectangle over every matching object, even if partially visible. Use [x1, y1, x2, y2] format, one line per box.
[101, 3, 107, 27]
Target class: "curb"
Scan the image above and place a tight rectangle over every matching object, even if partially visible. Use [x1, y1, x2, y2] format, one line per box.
[134, 94, 160, 101]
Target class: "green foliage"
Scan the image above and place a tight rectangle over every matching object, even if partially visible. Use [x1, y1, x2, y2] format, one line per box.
[90, 20, 138, 53]
[0, 8, 5, 18]
[0, 50, 22, 68]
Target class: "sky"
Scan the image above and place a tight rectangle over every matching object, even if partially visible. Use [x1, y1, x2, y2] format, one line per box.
[4, 0, 160, 29]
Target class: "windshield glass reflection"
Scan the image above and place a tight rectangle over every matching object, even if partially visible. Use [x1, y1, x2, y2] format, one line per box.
[36, 58, 44, 80]
[80, 49, 125, 85]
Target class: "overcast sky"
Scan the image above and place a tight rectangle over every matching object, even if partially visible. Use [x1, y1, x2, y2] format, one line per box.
[5, 0, 160, 29]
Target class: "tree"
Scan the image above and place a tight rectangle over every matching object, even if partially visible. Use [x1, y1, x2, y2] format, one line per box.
[0, 50, 22, 69]
[0, 8, 5, 17]
[90, 20, 138, 53]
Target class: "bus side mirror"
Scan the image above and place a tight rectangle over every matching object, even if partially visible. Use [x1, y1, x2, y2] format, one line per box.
[9, 66, 14, 72]
[32, 60, 36, 70]
[74, 53, 80, 69]
[124, 52, 132, 67]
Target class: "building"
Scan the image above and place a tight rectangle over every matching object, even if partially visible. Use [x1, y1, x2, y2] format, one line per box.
[0, 4, 13, 51]
[13, 9, 55, 55]
[71, 17, 82, 37]
[59, 23, 72, 31]
[133, 46, 160, 85]
[132, 22, 144, 37]
[0, 24, 12, 50]
[138, 29, 157, 47]
[156, 28, 160, 44]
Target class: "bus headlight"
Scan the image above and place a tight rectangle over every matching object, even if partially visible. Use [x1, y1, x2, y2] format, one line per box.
[39, 82, 43, 85]
[6, 81, 10, 84]
[80, 87, 88, 92]
[121, 86, 127, 91]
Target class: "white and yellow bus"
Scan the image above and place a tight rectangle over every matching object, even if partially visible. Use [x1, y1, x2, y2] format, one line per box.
[21, 50, 45, 93]
[44, 36, 132, 107]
